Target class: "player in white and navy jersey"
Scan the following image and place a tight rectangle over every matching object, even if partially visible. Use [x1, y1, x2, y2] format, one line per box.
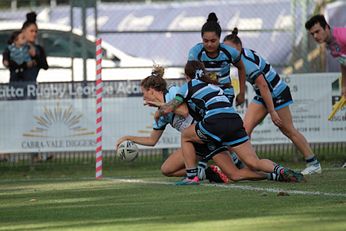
[188, 12, 246, 106]
[224, 28, 321, 175]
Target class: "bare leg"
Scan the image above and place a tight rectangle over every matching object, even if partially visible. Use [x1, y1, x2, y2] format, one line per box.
[181, 124, 203, 169]
[276, 107, 314, 158]
[243, 102, 268, 136]
[160, 148, 186, 177]
[231, 140, 277, 173]
[212, 151, 266, 181]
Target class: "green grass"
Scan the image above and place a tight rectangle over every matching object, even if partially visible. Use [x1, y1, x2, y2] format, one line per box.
[0, 162, 346, 231]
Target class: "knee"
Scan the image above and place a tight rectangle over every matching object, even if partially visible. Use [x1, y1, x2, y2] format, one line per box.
[280, 126, 297, 138]
[160, 165, 174, 177]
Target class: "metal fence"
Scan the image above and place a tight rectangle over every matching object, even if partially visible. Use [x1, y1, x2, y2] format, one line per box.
[1, 142, 346, 167]
[1, 0, 343, 82]
[1, 0, 346, 166]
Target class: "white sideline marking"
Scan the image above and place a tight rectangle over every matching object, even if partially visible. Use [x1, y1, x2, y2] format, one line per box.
[110, 178, 346, 198]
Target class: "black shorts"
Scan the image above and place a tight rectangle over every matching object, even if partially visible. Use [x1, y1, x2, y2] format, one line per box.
[194, 142, 228, 161]
[253, 86, 293, 110]
[195, 113, 249, 147]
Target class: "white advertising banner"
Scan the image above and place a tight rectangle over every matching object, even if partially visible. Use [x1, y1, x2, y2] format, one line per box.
[0, 73, 345, 153]
[246, 73, 346, 144]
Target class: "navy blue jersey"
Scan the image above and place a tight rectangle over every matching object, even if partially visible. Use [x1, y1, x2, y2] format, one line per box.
[175, 79, 236, 121]
[241, 48, 287, 97]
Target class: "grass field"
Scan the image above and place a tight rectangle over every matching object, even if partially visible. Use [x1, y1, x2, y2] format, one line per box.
[1, 161, 346, 231]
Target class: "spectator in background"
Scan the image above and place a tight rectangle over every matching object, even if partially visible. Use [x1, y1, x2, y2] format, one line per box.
[305, 14, 346, 98]
[2, 30, 35, 82]
[21, 11, 49, 99]
[2, 11, 49, 100]
[305, 14, 346, 168]
[2, 12, 50, 162]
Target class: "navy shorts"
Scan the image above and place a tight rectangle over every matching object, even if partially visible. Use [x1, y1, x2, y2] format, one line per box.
[195, 113, 249, 147]
[194, 142, 228, 161]
[253, 86, 293, 110]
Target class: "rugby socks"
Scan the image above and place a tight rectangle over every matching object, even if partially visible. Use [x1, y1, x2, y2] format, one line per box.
[305, 155, 319, 166]
[273, 164, 284, 175]
[267, 173, 280, 181]
[198, 161, 207, 170]
[186, 168, 198, 179]
[230, 152, 245, 169]
[197, 161, 208, 180]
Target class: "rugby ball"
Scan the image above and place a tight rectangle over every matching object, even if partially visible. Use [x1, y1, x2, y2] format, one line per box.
[116, 140, 139, 161]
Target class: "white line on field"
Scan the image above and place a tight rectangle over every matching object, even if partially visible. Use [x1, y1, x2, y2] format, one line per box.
[109, 178, 346, 198]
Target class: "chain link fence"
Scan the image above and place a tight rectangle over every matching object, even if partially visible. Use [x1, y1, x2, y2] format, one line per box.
[1, 0, 345, 166]
[1, 0, 343, 82]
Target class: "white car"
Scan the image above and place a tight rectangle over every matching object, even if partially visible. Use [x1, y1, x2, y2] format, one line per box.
[0, 22, 184, 83]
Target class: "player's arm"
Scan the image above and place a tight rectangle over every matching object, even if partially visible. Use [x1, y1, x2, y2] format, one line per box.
[155, 98, 183, 120]
[255, 75, 282, 127]
[173, 103, 189, 118]
[341, 64, 346, 98]
[115, 129, 164, 149]
[233, 59, 246, 106]
[145, 100, 189, 118]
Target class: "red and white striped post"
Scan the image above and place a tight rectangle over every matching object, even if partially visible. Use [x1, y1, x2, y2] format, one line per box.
[95, 38, 103, 179]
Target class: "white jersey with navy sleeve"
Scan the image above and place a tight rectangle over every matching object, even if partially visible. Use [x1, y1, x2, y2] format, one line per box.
[175, 79, 236, 121]
[241, 48, 287, 97]
[152, 86, 194, 133]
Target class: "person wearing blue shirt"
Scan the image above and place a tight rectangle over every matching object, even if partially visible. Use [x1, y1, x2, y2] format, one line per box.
[2, 30, 33, 84]
[188, 12, 246, 106]
[155, 60, 304, 185]
[223, 28, 321, 175]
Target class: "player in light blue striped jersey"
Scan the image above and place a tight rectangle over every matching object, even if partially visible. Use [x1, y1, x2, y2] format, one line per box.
[223, 28, 321, 175]
[188, 12, 246, 106]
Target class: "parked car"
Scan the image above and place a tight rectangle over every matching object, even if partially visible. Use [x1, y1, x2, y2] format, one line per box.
[0, 22, 183, 83]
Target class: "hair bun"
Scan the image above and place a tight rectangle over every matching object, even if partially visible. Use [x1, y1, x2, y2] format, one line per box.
[232, 27, 238, 35]
[151, 65, 165, 78]
[26, 12, 37, 23]
[207, 12, 218, 22]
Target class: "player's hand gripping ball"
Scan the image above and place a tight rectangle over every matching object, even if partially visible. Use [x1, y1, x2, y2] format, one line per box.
[116, 140, 139, 161]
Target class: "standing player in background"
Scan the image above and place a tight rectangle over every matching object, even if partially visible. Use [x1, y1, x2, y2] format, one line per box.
[223, 28, 322, 175]
[305, 15, 346, 168]
[188, 12, 246, 106]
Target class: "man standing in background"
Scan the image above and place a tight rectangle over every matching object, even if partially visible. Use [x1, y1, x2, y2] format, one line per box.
[305, 14, 346, 168]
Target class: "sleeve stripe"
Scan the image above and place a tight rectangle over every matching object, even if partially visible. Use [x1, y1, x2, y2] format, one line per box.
[175, 95, 184, 102]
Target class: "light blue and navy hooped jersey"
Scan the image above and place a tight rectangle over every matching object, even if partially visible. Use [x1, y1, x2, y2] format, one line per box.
[188, 43, 241, 88]
[152, 85, 194, 132]
[241, 48, 287, 97]
[175, 79, 236, 121]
